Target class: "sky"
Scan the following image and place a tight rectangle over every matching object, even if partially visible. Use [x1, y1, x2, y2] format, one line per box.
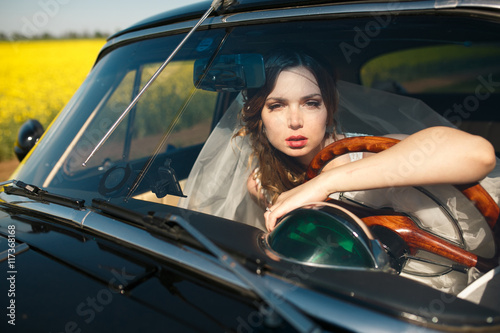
[0, 0, 207, 38]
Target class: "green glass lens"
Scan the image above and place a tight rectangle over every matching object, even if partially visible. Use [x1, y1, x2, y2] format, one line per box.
[268, 210, 374, 268]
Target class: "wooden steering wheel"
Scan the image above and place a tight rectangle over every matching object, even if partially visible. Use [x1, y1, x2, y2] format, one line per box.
[306, 136, 499, 272]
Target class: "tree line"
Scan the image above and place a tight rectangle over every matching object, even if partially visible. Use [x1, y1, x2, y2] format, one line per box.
[0, 30, 110, 41]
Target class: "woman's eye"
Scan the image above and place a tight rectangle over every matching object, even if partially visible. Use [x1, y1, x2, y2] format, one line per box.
[267, 103, 283, 111]
[304, 100, 321, 108]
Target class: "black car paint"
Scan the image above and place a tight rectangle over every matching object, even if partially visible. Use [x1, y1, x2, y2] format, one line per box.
[0, 214, 264, 332]
[1, 192, 498, 332]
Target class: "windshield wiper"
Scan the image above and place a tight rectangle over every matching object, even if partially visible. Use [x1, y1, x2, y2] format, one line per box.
[91, 198, 322, 333]
[1, 180, 85, 210]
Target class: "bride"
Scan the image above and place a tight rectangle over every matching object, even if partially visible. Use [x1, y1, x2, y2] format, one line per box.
[179, 50, 500, 295]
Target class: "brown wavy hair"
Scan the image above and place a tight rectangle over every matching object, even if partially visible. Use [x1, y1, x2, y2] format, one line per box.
[235, 50, 338, 204]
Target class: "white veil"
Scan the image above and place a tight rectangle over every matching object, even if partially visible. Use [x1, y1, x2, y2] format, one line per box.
[178, 80, 500, 294]
[179, 80, 499, 222]
[178, 93, 265, 229]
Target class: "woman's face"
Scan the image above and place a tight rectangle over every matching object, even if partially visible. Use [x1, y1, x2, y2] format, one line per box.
[261, 66, 328, 166]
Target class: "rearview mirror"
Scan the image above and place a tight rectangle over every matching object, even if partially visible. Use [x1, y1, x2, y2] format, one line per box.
[194, 54, 265, 92]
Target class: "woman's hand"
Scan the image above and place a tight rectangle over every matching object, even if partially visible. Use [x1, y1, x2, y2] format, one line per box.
[264, 153, 354, 230]
[265, 176, 330, 231]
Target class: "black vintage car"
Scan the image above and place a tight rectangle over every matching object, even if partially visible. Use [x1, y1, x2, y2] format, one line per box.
[2, 0, 500, 332]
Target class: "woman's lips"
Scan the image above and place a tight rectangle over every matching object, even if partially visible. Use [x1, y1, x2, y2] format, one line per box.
[286, 135, 308, 148]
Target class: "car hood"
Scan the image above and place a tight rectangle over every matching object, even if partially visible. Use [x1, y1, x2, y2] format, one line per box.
[1, 191, 499, 332]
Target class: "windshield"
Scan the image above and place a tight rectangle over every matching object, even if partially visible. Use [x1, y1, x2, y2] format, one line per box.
[14, 15, 500, 210]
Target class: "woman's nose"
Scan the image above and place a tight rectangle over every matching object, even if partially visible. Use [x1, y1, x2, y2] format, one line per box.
[287, 105, 303, 129]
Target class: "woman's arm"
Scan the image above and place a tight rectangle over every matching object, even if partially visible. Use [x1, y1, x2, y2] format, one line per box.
[264, 126, 496, 231]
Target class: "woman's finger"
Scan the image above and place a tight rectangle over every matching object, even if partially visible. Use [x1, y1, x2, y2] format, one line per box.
[265, 204, 284, 231]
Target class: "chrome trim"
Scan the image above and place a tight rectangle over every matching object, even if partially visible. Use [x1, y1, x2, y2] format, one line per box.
[102, 17, 219, 51]
[414, 186, 465, 248]
[0, 191, 90, 229]
[263, 274, 432, 332]
[220, 1, 433, 24]
[435, 0, 500, 10]
[104, 0, 500, 51]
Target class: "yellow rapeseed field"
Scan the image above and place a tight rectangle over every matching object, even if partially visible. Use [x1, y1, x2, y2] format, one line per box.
[0, 39, 105, 161]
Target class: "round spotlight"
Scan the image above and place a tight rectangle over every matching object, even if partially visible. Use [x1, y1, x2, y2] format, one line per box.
[265, 202, 391, 271]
